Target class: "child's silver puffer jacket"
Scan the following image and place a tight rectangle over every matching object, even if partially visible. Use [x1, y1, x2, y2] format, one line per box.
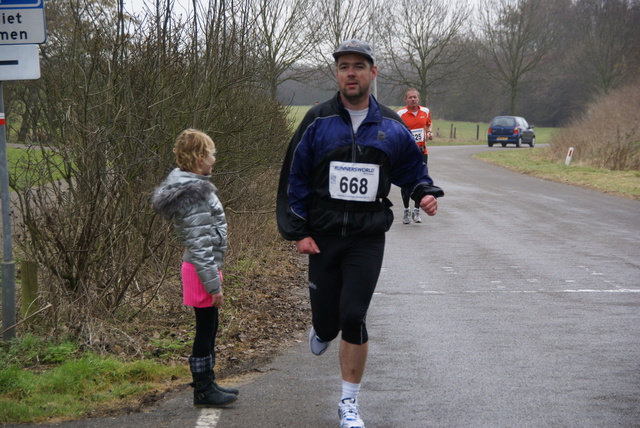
[152, 168, 227, 294]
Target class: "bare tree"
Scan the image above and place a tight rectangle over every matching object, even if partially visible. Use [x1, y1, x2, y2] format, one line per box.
[571, 0, 640, 95]
[477, 0, 564, 114]
[304, 0, 381, 87]
[379, 0, 472, 100]
[249, 0, 317, 99]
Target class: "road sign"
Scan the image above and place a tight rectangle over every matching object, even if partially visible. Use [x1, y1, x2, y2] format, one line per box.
[0, 0, 45, 45]
[0, 0, 43, 7]
[0, 44, 39, 80]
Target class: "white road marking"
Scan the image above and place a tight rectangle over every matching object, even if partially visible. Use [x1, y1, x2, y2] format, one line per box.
[196, 408, 221, 427]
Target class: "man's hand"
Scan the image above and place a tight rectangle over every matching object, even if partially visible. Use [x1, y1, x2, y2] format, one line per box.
[420, 195, 438, 216]
[296, 237, 321, 254]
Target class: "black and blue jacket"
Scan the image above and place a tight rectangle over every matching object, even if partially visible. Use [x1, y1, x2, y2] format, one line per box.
[277, 92, 444, 241]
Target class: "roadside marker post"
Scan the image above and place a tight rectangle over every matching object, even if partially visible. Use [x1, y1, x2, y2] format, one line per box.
[565, 147, 574, 167]
[0, 0, 45, 341]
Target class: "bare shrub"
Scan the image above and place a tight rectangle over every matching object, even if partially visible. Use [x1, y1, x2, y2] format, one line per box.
[548, 82, 640, 170]
[7, 0, 291, 348]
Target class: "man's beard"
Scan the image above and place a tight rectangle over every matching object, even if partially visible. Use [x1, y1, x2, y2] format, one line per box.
[341, 84, 369, 105]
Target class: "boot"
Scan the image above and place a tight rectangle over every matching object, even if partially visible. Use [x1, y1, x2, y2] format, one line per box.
[191, 372, 237, 408]
[209, 370, 239, 395]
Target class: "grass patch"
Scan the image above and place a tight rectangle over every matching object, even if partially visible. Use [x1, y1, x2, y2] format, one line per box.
[0, 335, 188, 424]
[6, 146, 68, 190]
[474, 147, 640, 200]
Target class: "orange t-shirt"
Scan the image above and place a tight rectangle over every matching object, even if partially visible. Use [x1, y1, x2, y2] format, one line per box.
[397, 106, 431, 154]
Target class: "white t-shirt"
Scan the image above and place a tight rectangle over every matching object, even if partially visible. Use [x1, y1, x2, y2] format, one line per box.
[346, 108, 369, 133]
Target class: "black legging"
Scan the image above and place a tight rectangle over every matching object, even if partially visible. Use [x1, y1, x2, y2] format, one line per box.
[401, 153, 429, 208]
[193, 306, 219, 359]
[401, 187, 420, 209]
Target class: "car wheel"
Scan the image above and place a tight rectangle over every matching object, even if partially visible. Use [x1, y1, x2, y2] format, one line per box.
[501, 143, 507, 147]
[529, 137, 535, 147]
[516, 137, 522, 148]
[488, 141, 493, 147]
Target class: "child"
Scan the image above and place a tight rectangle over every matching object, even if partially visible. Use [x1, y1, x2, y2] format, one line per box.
[152, 129, 238, 407]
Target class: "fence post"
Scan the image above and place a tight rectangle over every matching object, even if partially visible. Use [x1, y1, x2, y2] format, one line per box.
[21, 260, 38, 323]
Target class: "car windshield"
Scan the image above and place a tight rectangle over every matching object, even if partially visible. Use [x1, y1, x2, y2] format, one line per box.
[493, 117, 516, 127]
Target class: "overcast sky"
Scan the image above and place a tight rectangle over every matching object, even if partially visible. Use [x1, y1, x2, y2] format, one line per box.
[125, 0, 193, 15]
[125, 0, 483, 16]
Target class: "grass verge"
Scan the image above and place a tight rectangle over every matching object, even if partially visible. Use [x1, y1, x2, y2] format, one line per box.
[0, 334, 188, 424]
[474, 147, 640, 200]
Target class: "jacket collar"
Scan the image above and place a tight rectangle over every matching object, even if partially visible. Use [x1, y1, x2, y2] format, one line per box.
[333, 91, 382, 124]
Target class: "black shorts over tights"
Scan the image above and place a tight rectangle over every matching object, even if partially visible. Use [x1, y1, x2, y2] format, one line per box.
[308, 233, 385, 345]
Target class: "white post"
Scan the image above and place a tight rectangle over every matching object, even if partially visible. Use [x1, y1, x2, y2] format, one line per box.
[371, 0, 377, 99]
[565, 147, 574, 166]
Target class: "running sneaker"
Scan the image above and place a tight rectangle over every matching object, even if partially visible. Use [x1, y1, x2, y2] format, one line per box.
[309, 326, 331, 356]
[339, 398, 365, 428]
[402, 208, 410, 224]
[412, 208, 422, 223]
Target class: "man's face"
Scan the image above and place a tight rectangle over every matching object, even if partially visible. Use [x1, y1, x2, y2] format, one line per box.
[405, 90, 420, 108]
[336, 53, 377, 107]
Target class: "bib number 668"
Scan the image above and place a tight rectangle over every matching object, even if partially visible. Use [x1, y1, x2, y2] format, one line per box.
[329, 161, 379, 202]
[340, 176, 368, 195]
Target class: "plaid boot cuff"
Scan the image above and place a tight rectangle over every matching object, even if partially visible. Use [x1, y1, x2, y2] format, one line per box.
[188, 355, 213, 374]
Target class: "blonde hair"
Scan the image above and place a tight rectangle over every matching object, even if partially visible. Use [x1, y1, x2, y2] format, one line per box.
[173, 128, 216, 172]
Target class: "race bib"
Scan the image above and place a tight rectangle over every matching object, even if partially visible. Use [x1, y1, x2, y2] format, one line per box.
[411, 128, 425, 143]
[329, 161, 380, 202]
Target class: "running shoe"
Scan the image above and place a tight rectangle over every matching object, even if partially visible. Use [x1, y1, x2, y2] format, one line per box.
[412, 208, 422, 223]
[339, 398, 365, 428]
[309, 326, 331, 356]
[402, 208, 410, 224]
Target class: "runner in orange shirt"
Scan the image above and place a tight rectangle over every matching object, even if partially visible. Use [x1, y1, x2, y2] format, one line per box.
[396, 88, 433, 224]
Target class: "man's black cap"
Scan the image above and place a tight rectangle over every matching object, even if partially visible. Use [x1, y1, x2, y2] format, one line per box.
[332, 39, 375, 65]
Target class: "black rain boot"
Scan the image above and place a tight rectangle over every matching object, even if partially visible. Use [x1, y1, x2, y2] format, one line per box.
[209, 370, 239, 395]
[190, 372, 237, 408]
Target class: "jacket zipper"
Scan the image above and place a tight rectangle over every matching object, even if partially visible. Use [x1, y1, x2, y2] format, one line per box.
[342, 120, 359, 237]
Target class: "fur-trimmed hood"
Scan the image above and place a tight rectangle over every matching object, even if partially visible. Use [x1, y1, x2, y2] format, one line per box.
[152, 168, 218, 219]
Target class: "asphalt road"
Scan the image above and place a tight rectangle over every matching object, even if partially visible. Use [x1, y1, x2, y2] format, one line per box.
[11, 145, 640, 427]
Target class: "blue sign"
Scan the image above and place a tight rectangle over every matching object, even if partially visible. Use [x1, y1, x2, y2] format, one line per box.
[0, 0, 45, 44]
[0, 0, 43, 9]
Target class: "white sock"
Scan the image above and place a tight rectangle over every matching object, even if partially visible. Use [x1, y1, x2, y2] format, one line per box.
[341, 380, 361, 402]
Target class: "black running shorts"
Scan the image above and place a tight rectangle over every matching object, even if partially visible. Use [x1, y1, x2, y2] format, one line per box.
[308, 233, 385, 345]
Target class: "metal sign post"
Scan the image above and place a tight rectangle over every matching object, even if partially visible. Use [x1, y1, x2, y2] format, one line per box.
[0, 0, 44, 340]
[0, 81, 16, 340]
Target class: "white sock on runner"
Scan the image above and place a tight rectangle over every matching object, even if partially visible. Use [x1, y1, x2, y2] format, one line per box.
[341, 380, 361, 402]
